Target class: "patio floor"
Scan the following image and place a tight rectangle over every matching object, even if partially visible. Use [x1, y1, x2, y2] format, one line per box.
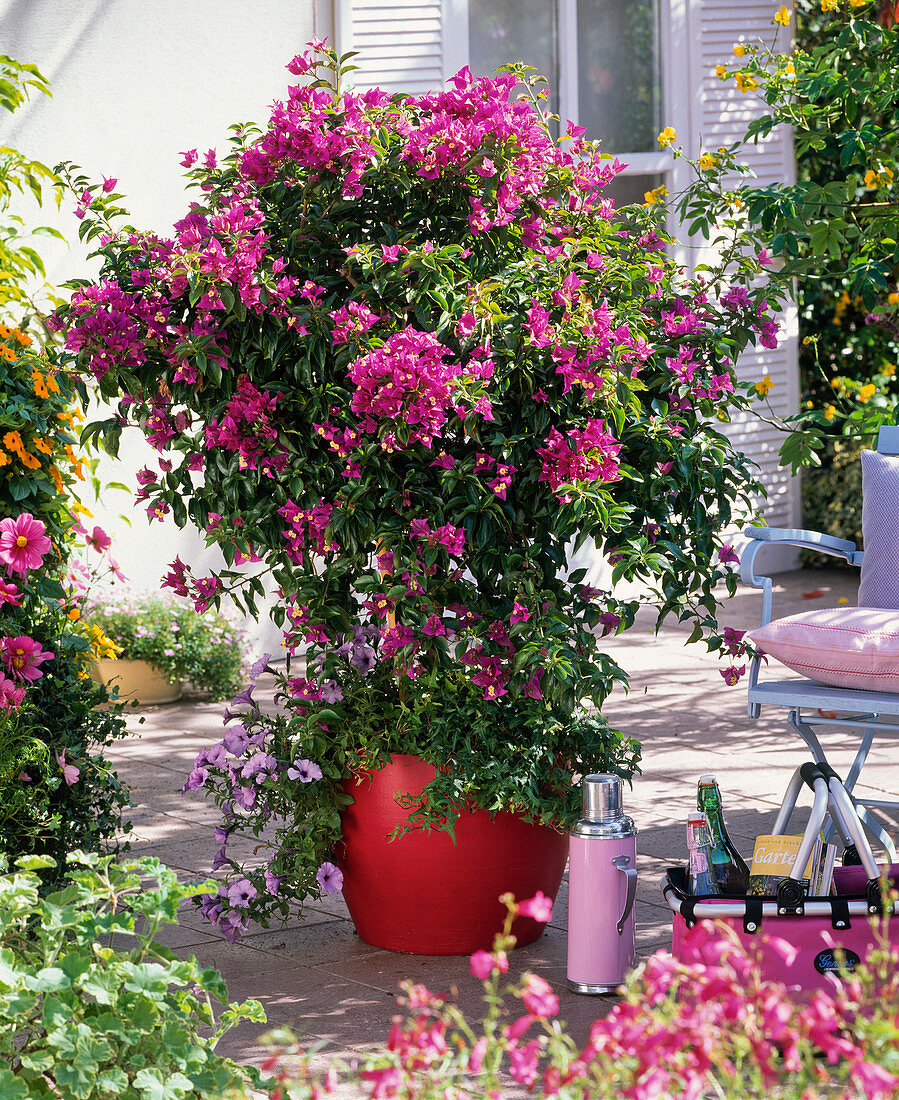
[103, 568, 899, 1089]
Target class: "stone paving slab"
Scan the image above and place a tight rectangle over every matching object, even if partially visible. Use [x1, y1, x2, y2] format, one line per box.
[105, 569, 899, 1088]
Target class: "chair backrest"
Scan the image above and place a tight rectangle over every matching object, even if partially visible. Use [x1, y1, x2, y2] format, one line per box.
[860, 426, 899, 608]
[877, 425, 899, 454]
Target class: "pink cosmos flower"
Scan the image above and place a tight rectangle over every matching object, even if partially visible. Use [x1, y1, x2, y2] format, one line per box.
[518, 890, 553, 923]
[0, 675, 25, 711]
[2, 636, 54, 682]
[55, 748, 80, 786]
[0, 514, 53, 576]
[0, 580, 20, 607]
[85, 525, 112, 553]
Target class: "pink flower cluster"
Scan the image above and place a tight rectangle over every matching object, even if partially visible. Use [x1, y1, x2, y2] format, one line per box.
[206, 375, 288, 475]
[410, 518, 466, 557]
[537, 419, 623, 494]
[348, 329, 466, 448]
[278, 498, 336, 564]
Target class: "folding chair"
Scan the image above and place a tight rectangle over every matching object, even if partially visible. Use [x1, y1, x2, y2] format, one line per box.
[740, 424, 899, 910]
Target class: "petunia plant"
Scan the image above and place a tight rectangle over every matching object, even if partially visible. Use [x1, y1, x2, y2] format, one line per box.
[54, 43, 776, 935]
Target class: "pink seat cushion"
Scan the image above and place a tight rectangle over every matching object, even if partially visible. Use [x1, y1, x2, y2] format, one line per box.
[858, 451, 899, 610]
[749, 607, 899, 692]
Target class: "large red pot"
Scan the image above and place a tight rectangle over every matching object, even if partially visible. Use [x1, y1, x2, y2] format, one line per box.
[335, 754, 569, 955]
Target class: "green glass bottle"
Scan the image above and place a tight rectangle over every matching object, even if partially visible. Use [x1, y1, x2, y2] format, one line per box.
[697, 774, 749, 894]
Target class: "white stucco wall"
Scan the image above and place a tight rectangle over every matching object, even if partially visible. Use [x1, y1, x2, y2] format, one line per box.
[1, 0, 321, 650]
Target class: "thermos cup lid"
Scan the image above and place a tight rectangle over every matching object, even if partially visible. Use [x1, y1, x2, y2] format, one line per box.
[582, 773, 623, 822]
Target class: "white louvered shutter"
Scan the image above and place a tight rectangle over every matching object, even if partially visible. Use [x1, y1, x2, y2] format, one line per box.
[685, 0, 801, 534]
[334, 0, 467, 93]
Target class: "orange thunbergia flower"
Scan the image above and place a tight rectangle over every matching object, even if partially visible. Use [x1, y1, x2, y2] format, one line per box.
[0, 347, 15, 363]
[45, 372, 60, 394]
[13, 329, 32, 346]
[49, 465, 63, 493]
[0, 451, 9, 467]
[19, 451, 41, 470]
[33, 438, 53, 455]
[32, 370, 49, 399]
[0, 324, 12, 339]
[3, 431, 23, 453]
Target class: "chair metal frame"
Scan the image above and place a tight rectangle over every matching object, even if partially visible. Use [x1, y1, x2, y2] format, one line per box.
[740, 425, 899, 881]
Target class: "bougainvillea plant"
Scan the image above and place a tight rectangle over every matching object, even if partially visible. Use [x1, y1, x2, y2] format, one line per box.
[53, 43, 778, 935]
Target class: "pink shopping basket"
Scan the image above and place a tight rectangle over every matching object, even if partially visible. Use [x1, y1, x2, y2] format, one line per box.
[663, 867, 898, 997]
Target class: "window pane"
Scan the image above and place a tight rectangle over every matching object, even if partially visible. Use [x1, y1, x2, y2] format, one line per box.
[602, 172, 663, 209]
[468, 0, 558, 114]
[577, 0, 661, 153]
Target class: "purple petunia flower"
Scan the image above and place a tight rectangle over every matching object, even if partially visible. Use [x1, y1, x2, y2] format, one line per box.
[316, 861, 344, 894]
[242, 752, 277, 780]
[222, 724, 251, 756]
[230, 683, 257, 708]
[182, 766, 208, 792]
[249, 652, 273, 679]
[231, 784, 257, 811]
[218, 912, 248, 943]
[287, 758, 323, 783]
[320, 679, 344, 703]
[227, 877, 258, 908]
[264, 867, 284, 895]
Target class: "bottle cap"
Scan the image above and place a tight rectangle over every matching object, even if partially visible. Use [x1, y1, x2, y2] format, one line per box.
[581, 773, 624, 823]
[697, 774, 717, 784]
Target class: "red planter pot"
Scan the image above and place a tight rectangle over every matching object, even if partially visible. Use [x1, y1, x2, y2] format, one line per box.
[335, 754, 569, 955]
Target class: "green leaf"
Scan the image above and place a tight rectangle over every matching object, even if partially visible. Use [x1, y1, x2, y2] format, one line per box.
[132, 1067, 195, 1099]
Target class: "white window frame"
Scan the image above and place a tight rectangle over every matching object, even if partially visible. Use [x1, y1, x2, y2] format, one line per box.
[445, 0, 694, 211]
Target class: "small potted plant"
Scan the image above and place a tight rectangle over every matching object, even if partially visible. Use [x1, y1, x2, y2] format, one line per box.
[85, 590, 245, 704]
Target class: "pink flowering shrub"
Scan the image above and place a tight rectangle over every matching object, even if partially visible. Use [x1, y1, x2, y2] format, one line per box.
[257, 897, 899, 1100]
[55, 44, 772, 930]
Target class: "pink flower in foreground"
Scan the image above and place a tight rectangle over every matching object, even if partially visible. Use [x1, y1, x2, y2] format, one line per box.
[520, 973, 559, 1018]
[470, 949, 509, 980]
[55, 748, 80, 786]
[0, 514, 52, 575]
[517, 890, 553, 923]
[718, 544, 740, 565]
[85, 525, 112, 552]
[2, 636, 53, 682]
[0, 580, 20, 607]
[720, 664, 746, 687]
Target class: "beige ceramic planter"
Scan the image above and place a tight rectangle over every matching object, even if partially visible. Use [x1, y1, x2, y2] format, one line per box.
[90, 658, 183, 705]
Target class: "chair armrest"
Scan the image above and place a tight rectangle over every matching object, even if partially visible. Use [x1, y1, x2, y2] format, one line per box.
[740, 527, 861, 629]
[742, 526, 859, 558]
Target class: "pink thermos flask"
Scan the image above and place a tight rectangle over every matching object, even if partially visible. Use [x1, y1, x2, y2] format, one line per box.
[567, 773, 638, 994]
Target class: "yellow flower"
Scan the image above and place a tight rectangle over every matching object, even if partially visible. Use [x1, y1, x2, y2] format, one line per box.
[698, 153, 717, 171]
[849, 0, 866, 6]
[824, 404, 836, 420]
[774, 5, 790, 26]
[784, 60, 796, 79]
[889, 293, 899, 305]
[735, 72, 758, 93]
[883, 362, 896, 377]
[657, 127, 677, 149]
[733, 43, 746, 57]
[821, 0, 838, 8]
[859, 383, 876, 402]
[715, 64, 728, 79]
[644, 185, 668, 206]
[755, 375, 775, 397]
[802, 336, 812, 345]
[806, 400, 814, 408]
[70, 500, 94, 518]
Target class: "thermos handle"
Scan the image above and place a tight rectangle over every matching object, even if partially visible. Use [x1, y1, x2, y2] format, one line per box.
[612, 854, 638, 935]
